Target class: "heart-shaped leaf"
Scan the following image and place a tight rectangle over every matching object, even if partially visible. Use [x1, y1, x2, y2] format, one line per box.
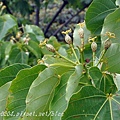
[62, 86, 120, 120]
[89, 67, 117, 94]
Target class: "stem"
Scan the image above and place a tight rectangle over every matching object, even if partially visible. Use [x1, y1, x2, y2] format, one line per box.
[80, 50, 84, 64]
[50, 63, 75, 68]
[92, 52, 95, 66]
[79, 38, 84, 64]
[70, 44, 80, 64]
[78, 46, 89, 79]
[55, 51, 76, 65]
[96, 49, 106, 66]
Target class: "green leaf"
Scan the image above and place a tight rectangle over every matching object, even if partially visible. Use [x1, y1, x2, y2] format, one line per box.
[101, 43, 120, 73]
[24, 25, 45, 42]
[101, 8, 120, 43]
[8, 48, 28, 64]
[0, 14, 17, 40]
[27, 40, 42, 58]
[85, 0, 116, 34]
[0, 63, 30, 87]
[0, 82, 11, 120]
[62, 86, 120, 120]
[66, 64, 83, 101]
[89, 67, 117, 94]
[23, 67, 59, 120]
[4, 65, 46, 120]
[50, 71, 74, 120]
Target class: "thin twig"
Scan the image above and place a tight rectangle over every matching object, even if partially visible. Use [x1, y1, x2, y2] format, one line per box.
[44, 0, 68, 36]
[53, 3, 91, 36]
[2, 0, 12, 14]
[35, 7, 40, 26]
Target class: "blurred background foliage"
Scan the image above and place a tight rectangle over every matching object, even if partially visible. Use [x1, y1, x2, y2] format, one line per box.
[1, 0, 92, 41]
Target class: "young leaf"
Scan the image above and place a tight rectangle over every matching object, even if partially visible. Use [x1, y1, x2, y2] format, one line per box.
[4, 65, 46, 120]
[85, 0, 116, 34]
[23, 67, 60, 120]
[62, 86, 120, 120]
[0, 63, 30, 87]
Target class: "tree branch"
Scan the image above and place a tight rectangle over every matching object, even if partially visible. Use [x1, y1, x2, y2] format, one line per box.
[52, 3, 91, 36]
[35, 7, 40, 26]
[2, 0, 12, 14]
[44, 0, 68, 36]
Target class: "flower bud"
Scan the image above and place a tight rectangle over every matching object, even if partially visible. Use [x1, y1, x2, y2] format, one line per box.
[1, 5, 6, 10]
[91, 42, 97, 52]
[65, 34, 72, 44]
[0, 2, 3, 7]
[16, 31, 22, 39]
[78, 28, 84, 38]
[46, 44, 55, 53]
[104, 39, 111, 50]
